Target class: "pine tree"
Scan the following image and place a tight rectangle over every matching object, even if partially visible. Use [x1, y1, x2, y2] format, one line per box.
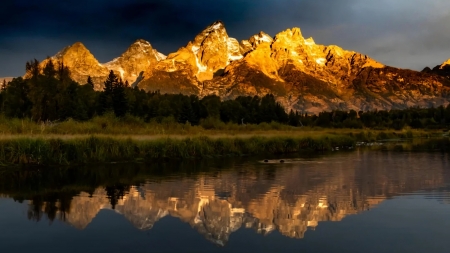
[56, 62, 71, 82]
[201, 95, 221, 119]
[2, 77, 32, 118]
[43, 58, 56, 78]
[104, 70, 117, 95]
[99, 70, 118, 114]
[25, 59, 40, 81]
[178, 100, 196, 125]
[288, 109, 298, 126]
[112, 78, 128, 117]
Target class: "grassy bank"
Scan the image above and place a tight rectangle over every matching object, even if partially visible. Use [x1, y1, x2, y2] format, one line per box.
[0, 115, 447, 165]
[0, 135, 357, 166]
[0, 114, 446, 137]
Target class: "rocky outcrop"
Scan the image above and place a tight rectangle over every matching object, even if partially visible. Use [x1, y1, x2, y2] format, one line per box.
[37, 22, 450, 113]
[202, 27, 450, 113]
[138, 21, 243, 93]
[39, 40, 165, 90]
[40, 42, 110, 90]
[104, 39, 166, 85]
[423, 58, 450, 80]
[240, 31, 273, 55]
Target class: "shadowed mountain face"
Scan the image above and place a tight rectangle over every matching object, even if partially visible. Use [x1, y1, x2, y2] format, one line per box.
[423, 59, 450, 81]
[32, 21, 450, 113]
[2, 151, 449, 246]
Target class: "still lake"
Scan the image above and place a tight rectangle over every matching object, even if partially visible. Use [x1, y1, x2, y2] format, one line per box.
[0, 150, 450, 253]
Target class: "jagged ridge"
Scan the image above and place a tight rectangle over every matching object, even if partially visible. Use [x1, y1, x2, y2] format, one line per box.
[37, 21, 450, 113]
[39, 40, 166, 90]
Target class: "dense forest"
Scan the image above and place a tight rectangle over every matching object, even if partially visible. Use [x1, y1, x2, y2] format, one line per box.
[1, 59, 450, 130]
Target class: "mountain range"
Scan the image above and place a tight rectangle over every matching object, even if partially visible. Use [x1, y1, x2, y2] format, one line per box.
[29, 21, 450, 113]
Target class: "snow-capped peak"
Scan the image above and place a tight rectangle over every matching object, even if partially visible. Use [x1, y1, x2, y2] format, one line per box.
[133, 39, 152, 47]
[154, 50, 167, 61]
[204, 20, 224, 33]
[253, 32, 273, 44]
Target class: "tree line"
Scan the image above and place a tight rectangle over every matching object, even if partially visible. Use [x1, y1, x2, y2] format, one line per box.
[1, 59, 450, 130]
[298, 107, 450, 130]
[0, 59, 288, 124]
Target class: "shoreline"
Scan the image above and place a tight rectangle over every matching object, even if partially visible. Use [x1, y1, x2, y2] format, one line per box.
[0, 130, 447, 166]
[0, 134, 355, 166]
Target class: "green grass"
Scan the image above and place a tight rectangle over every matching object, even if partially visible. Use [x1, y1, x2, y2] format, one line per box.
[0, 114, 443, 137]
[0, 135, 357, 166]
[0, 115, 446, 165]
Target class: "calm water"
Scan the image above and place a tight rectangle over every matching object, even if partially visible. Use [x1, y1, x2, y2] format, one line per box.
[1, 150, 450, 253]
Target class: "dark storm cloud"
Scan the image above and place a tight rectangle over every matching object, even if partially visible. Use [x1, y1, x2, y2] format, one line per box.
[1, 0, 449, 76]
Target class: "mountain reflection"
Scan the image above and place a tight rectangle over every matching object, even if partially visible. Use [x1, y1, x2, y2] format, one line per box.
[2, 151, 450, 246]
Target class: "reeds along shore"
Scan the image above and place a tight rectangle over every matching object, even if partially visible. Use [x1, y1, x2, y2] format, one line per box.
[0, 114, 445, 136]
[1, 133, 448, 166]
[0, 115, 447, 166]
[0, 135, 357, 165]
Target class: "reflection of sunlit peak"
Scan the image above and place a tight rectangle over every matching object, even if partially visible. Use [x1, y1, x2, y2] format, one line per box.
[156, 209, 169, 219]
[257, 224, 275, 235]
[307, 220, 318, 227]
[230, 207, 245, 215]
[194, 214, 203, 224]
[130, 186, 140, 198]
[196, 198, 210, 215]
[196, 180, 216, 199]
[99, 203, 111, 210]
[228, 202, 245, 215]
[22, 151, 448, 246]
[264, 224, 275, 233]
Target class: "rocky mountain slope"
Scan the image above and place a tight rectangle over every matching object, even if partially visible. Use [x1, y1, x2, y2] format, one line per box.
[423, 58, 450, 80]
[38, 21, 450, 113]
[138, 21, 243, 94]
[39, 40, 166, 90]
[104, 39, 166, 86]
[200, 27, 450, 113]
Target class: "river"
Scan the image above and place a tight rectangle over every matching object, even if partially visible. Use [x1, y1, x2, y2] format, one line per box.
[0, 150, 449, 252]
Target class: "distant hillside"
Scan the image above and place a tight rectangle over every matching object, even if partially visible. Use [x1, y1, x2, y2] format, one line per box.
[0, 77, 13, 84]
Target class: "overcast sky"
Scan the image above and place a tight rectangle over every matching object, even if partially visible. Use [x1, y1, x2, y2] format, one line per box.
[1, 0, 449, 77]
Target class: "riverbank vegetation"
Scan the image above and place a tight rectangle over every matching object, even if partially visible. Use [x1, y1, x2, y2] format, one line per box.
[0, 60, 449, 165]
[0, 128, 447, 166]
[0, 135, 357, 166]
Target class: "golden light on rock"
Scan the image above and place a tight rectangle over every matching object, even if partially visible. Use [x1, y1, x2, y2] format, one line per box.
[30, 21, 450, 114]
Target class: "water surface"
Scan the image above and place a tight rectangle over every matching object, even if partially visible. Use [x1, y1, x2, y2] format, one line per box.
[1, 150, 450, 253]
